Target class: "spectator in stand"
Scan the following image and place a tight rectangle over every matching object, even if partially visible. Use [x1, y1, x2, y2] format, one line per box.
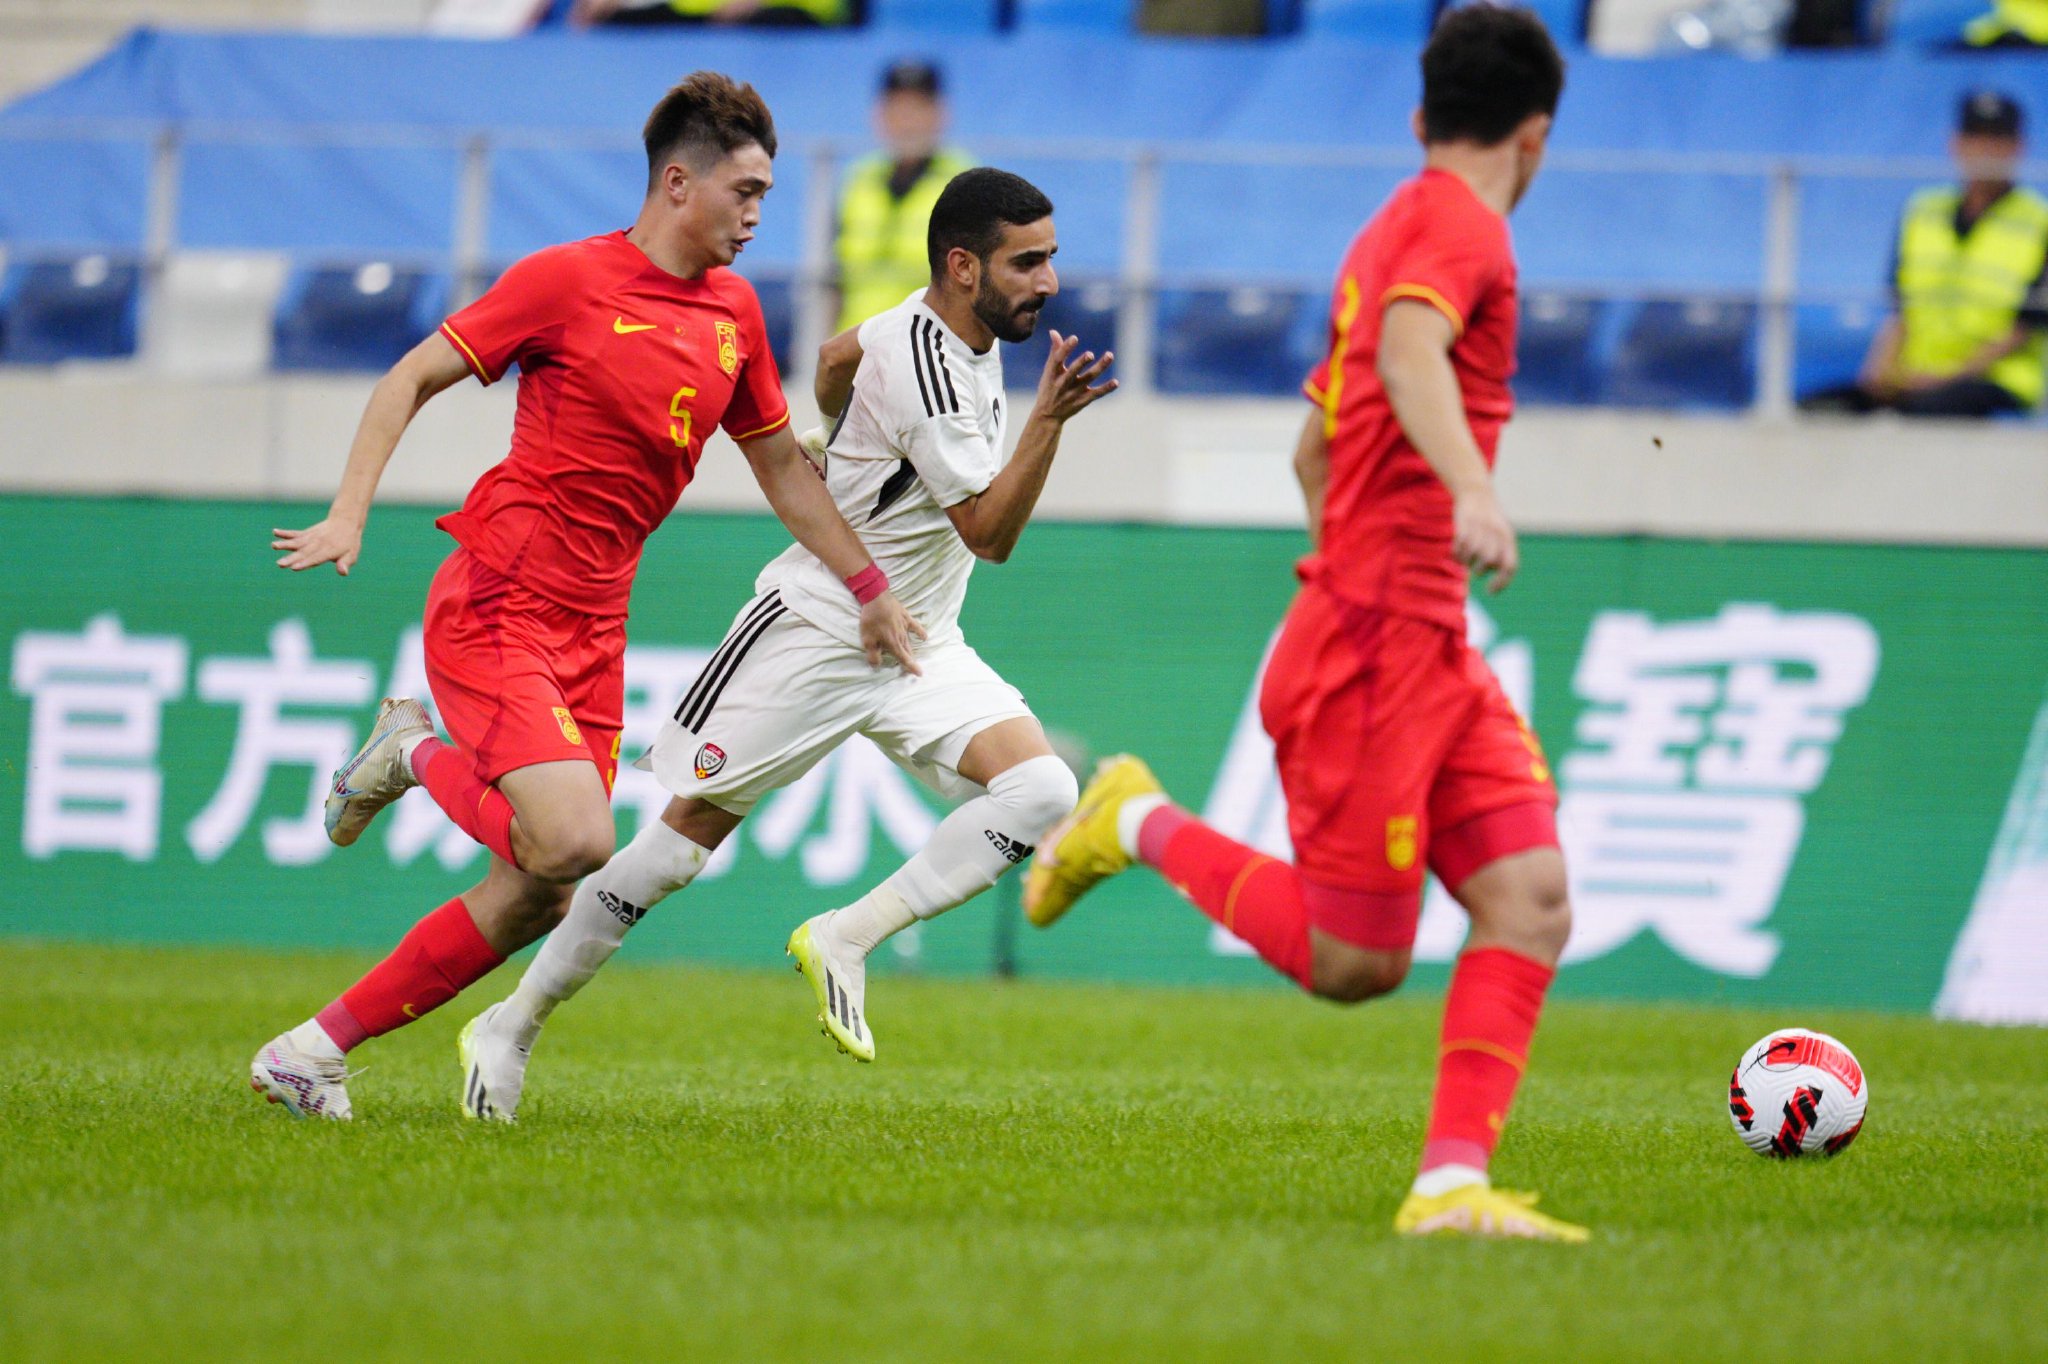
[832, 60, 973, 333]
[1956, 0, 2048, 46]
[1804, 92, 2048, 418]
[574, 0, 853, 27]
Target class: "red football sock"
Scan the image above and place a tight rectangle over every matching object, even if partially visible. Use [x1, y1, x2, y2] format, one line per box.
[413, 736, 520, 868]
[317, 897, 505, 1051]
[1420, 946, 1556, 1175]
[1139, 805, 1314, 991]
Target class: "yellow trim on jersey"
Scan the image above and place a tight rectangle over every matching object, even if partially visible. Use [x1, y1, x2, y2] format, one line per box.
[1302, 378, 1328, 404]
[440, 322, 492, 384]
[1382, 283, 1466, 337]
[727, 409, 793, 442]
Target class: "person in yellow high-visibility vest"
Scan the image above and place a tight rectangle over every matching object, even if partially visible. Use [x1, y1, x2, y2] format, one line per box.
[575, 0, 850, 28]
[833, 60, 974, 333]
[1960, 0, 2048, 47]
[1807, 91, 2048, 418]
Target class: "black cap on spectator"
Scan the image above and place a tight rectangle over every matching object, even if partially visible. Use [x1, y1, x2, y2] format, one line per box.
[1959, 90, 2022, 139]
[881, 59, 942, 98]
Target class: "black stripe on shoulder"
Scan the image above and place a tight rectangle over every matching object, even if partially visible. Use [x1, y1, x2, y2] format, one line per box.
[908, 316, 936, 418]
[928, 320, 960, 413]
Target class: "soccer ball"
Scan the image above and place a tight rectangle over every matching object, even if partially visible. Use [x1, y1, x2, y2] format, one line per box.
[1726, 1028, 1868, 1158]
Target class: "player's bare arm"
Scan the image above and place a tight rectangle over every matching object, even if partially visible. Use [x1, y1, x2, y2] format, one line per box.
[814, 325, 864, 418]
[1290, 411, 1330, 552]
[271, 332, 472, 575]
[1377, 298, 1518, 592]
[944, 330, 1114, 563]
[737, 424, 927, 673]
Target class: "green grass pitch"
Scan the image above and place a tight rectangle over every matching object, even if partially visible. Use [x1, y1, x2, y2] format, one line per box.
[1, 940, 2042, 1363]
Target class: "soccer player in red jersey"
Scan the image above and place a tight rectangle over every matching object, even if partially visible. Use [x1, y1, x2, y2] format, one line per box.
[1025, 9, 1586, 1240]
[249, 72, 922, 1121]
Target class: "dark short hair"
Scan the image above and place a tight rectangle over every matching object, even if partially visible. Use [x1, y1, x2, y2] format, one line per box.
[642, 71, 778, 184]
[1421, 6, 1565, 146]
[926, 168, 1054, 274]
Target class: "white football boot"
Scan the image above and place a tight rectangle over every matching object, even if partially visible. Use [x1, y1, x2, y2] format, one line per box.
[786, 912, 874, 1062]
[458, 1002, 527, 1123]
[249, 1034, 354, 1121]
[325, 696, 434, 847]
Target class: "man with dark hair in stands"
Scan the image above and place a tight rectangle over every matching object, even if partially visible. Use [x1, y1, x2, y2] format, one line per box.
[834, 59, 974, 333]
[574, 0, 853, 27]
[1025, 6, 1591, 1242]
[1805, 91, 2048, 418]
[250, 71, 919, 1121]
[459, 168, 1115, 1114]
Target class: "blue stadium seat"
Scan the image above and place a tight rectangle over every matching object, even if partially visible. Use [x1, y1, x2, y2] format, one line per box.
[752, 275, 796, 376]
[0, 255, 140, 363]
[1156, 287, 1313, 396]
[1886, 0, 1980, 43]
[1599, 299, 1758, 411]
[1514, 291, 1604, 406]
[1794, 300, 1883, 398]
[1435, 0, 1584, 42]
[1013, 0, 1137, 29]
[1302, 0, 1429, 41]
[869, 0, 1002, 30]
[1001, 281, 1120, 388]
[272, 263, 447, 372]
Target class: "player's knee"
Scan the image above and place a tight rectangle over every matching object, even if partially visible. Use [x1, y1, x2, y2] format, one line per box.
[523, 821, 616, 884]
[1311, 950, 1410, 1003]
[991, 754, 1080, 840]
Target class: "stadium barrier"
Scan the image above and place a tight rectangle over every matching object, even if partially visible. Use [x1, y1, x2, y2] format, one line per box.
[6, 493, 2044, 1021]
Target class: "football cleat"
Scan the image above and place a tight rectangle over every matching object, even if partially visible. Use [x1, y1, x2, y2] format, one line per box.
[787, 915, 874, 1063]
[249, 1034, 354, 1121]
[1022, 753, 1163, 928]
[1393, 1184, 1590, 1243]
[457, 1002, 525, 1124]
[324, 696, 434, 848]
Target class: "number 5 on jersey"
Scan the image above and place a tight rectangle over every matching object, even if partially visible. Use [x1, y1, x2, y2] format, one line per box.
[670, 385, 698, 447]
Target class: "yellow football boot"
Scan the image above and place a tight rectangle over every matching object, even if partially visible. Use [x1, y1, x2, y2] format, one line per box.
[1022, 754, 1164, 928]
[786, 915, 874, 1063]
[1394, 1184, 1590, 1243]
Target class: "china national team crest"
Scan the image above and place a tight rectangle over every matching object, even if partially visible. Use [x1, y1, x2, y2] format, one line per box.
[1386, 815, 1418, 871]
[715, 320, 739, 377]
[694, 742, 727, 781]
[552, 706, 582, 746]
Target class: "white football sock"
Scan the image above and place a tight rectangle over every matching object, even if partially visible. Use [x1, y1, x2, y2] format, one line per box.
[826, 754, 1078, 955]
[287, 1019, 346, 1062]
[1116, 793, 1170, 858]
[501, 818, 711, 1047]
[1411, 1164, 1489, 1198]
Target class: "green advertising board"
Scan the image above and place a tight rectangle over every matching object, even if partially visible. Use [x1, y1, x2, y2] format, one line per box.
[4, 493, 2045, 1019]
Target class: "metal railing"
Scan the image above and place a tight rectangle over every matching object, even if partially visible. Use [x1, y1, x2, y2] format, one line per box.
[0, 116, 2002, 412]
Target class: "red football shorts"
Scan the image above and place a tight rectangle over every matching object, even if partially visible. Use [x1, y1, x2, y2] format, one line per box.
[421, 547, 624, 791]
[1258, 583, 1559, 951]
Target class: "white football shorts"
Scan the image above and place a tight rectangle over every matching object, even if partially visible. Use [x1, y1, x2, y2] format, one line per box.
[637, 589, 1035, 814]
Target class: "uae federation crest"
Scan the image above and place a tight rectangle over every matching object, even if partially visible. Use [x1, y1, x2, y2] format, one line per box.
[694, 742, 727, 780]
[716, 320, 739, 377]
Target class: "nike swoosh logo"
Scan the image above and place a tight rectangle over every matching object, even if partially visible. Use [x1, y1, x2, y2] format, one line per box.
[613, 317, 656, 334]
[401, 1003, 419, 1019]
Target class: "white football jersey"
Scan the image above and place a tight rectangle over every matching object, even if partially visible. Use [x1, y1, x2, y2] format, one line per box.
[759, 292, 1007, 649]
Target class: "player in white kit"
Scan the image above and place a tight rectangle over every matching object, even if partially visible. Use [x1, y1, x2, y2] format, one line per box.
[459, 169, 1116, 1117]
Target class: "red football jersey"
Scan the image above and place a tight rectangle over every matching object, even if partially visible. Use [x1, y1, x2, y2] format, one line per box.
[437, 231, 791, 616]
[1300, 168, 1518, 632]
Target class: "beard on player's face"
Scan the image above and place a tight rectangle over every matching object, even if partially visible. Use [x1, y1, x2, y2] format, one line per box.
[973, 267, 1045, 344]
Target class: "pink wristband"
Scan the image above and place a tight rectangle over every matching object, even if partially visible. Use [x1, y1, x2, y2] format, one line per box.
[845, 563, 889, 604]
